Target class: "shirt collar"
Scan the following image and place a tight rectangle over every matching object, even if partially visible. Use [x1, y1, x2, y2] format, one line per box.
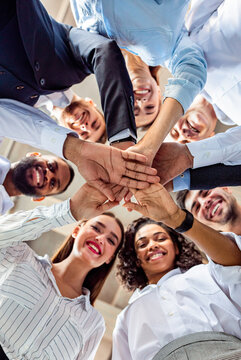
[129, 268, 181, 304]
[35, 253, 91, 311]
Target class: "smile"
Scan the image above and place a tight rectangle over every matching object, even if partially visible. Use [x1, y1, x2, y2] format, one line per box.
[147, 251, 167, 262]
[86, 241, 101, 255]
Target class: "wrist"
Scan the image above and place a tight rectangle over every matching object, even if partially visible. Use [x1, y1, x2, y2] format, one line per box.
[184, 144, 194, 168]
[63, 135, 85, 162]
[164, 208, 186, 229]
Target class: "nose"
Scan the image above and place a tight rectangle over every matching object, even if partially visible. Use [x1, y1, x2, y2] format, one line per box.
[199, 196, 211, 209]
[96, 234, 105, 245]
[148, 239, 158, 250]
[80, 124, 88, 131]
[43, 167, 52, 185]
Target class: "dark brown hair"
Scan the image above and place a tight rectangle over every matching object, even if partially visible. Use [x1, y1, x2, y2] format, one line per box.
[176, 190, 190, 210]
[117, 217, 203, 292]
[52, 212, 124, 305]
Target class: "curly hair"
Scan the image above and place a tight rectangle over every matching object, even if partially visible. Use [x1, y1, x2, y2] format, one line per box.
[117, 217, 203, 292]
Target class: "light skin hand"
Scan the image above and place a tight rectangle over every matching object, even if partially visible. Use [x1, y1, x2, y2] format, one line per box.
[70, 183, 119, 221]
[111, 141, 135, 151]
[152, 142, 194, 185]
[63, 135, 159, 201]
[124, 184, 241, 266]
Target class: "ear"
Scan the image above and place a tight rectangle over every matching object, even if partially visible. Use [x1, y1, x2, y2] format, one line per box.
[222, 187, 232, 194]
[174, 243, 179, 256]
[84, 97, 95, 106]
[31, 196, 45, 202]
[72, 225, 81, 239]
[26, 152, 41, 158]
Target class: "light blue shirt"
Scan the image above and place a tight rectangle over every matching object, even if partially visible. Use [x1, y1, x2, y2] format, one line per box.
[70, 0, 207, 112]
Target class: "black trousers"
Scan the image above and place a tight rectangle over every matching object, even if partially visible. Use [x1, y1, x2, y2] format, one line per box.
[0, 345, 9, 360]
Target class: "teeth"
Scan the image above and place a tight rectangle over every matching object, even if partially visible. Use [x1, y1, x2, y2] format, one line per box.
[212, 203, 220, 216]
[150, 252, 164, 260]
[135, 90, 149, 94]
[36, 169, 40, 185]
[88, 243, 100, 254]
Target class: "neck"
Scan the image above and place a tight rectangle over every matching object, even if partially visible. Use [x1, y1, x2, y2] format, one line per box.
[52, 255, 92, 298]
[121, 49, 150, 81]
[224, 205, 241, 235]
[3, 168, 22, 197]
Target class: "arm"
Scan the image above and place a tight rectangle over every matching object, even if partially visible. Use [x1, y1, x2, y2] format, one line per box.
[172, 164, 241, 192]
[124, 184, 241, 266]
[129, 32, 207, 164]
[68, 28, 137, 142]
[0, 183, 119, 248]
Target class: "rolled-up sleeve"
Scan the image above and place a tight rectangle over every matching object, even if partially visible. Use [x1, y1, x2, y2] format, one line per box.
[164, 30, 207, 113]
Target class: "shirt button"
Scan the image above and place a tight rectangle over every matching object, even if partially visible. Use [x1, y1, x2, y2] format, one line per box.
[180, 174, 184, 178]
[30, 94, 39, 99]
[35, 61, 40, 71]
[161, 296, 167, 300]
[40, 78, 46, 86]
[168, 312, 174, 316]
[51, 138, 57, 144]
[16, 85, 24, 90]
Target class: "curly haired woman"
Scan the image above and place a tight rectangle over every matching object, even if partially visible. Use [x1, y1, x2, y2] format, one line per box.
[112, 184, 241, 360]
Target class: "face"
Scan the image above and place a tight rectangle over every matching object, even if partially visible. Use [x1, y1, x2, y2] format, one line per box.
[184, 188, 237, 230]
[62, 100, 106, 142]
[72, 215, 122, 268]
[134, 224, 178, 284]
[132, 75, 161, 127]
[12, 155, 71, 196]
[170, 103, 217, 143]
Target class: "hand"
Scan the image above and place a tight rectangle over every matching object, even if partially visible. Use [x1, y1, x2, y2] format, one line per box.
[123, 183, 185, 227]
[70, 183, 119, 220]
[63, 136, 160, 201]
[127, 142, 155, 166]
[111, 141, 135, 151]
[152, 142, 193, 185]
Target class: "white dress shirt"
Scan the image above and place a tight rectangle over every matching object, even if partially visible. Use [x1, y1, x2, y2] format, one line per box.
[112, 232, 241, 360]
[0, 200, 105, 360]
[0, 156, 13, 215]
[186, 0, 241, 125]
[187, 126, 241, 168]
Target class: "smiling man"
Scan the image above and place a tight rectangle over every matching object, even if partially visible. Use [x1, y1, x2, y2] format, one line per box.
[176, 188, 241, 234]
[0, 153, 74, 215]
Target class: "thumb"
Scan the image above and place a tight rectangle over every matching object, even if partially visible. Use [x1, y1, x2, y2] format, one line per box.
[92, 180, 115, 202]
[98, 201, 119, 213]
[122, 201, 143, 214]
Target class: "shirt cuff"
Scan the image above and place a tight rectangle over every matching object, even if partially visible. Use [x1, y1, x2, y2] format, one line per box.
[52, 198, 76, 226]
[173, 170, 190, 192]
[187, 137, 223, 169]
[41, 125, 78, 158]
[109, 128, 137, 144]
[164, 78, 198, 114]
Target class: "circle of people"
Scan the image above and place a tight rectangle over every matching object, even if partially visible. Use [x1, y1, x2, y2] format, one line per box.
[0, 1, 241, 359]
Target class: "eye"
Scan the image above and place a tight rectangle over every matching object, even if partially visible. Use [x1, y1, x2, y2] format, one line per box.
[108, 238, 115, 246]
[157, 237, 167, 242]
[195, 203, 200, 213]
[138, 242, 146, 249]
[48, 162, 54, 172]
[91, 225, 100, 233]
[145, 105, 155, 110]
[50, 178, 56, 189]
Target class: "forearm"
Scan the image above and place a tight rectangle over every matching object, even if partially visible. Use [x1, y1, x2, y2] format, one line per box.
[0, 200, 75, 247]
[69, 29, 136, 140]
[187, 126, 241, 168]
[137, 98, 183, 159]
[165, 209, 241, 266]
[0, 99, 77, 158]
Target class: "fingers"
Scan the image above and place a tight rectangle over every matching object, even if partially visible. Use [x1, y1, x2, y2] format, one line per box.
[124, 189, 133, 202]
[99, 201, 120, 213]
[126, 161, 158, 176]
[124, 169, 160, 184]
[122, 201, 143, 214]
[122, 151, 147, 164]
[90, 180, 115, 202]
[112, 186, 129, 202]
[119, 178, 150, 189]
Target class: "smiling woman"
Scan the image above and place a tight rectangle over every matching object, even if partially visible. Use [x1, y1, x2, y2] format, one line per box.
[112, 184, 241, 360]
[0, 184, 124, 360]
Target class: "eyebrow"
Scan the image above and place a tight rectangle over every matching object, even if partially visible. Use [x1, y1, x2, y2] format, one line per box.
[191, 190, 203, 212]
[96, 221, 119, 242]
[137, 231, 167, 241]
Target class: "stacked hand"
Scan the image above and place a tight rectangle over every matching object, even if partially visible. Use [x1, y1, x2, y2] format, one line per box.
[64, 136, 160, 201]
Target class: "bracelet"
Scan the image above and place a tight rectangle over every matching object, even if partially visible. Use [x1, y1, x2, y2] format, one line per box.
[174, 209, 194, 233]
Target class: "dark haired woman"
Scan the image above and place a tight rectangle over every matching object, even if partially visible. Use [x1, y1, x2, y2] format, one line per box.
[0, 184, 124, 360]
[112, 184, 241, 360]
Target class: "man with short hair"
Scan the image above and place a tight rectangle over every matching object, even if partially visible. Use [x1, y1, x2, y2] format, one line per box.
[176, 187, 241, 234]
[0, 152, 74, 215]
